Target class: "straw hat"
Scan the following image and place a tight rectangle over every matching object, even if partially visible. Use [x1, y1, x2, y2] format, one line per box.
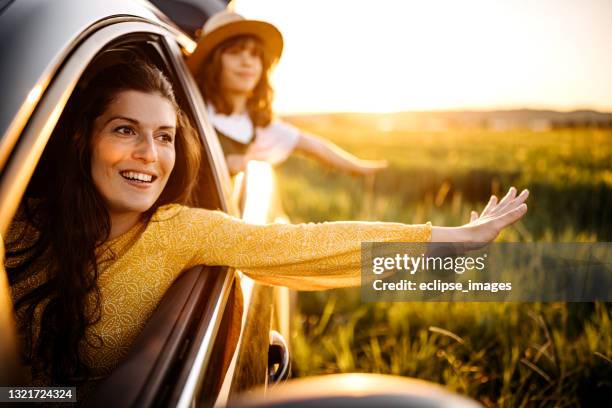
[186, 10, 283, 73]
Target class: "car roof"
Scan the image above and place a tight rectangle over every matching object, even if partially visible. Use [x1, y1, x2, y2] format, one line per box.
[0, 0, 177, 146]
[149, 0, 227, 36]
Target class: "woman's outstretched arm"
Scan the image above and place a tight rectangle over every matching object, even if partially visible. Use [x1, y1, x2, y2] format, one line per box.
[293, 133, 387, 176]
[182, 210, 431, 290]
[173, 187, 528, 290]
[230, 127, 386, 176]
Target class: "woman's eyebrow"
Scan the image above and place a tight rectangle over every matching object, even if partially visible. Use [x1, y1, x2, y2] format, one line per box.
[104, 116, 139, 126]
[105, 116, 175, 130]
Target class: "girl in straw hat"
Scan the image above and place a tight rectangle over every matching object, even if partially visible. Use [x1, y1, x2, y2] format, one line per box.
[187, 10, 388, 175]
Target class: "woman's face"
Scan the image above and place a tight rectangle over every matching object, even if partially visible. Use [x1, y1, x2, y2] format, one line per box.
[90, 90, 177, 219]
[220, 38, 263, 95]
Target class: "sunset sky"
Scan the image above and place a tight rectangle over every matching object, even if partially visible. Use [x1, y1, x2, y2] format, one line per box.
[233, 0, 612, 114]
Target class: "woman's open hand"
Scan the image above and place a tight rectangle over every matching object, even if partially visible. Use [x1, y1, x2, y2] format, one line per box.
[431, 187, 529, 244]
[464, 187, 529, 242]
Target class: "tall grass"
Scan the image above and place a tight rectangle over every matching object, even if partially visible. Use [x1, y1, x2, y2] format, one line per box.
[275, 126, 612, 407]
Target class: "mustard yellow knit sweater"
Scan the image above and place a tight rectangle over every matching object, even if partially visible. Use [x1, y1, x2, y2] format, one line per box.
[10, 204, 431, 378]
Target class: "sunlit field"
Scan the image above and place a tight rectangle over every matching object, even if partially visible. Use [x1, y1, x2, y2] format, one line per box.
[275, 121, 612, 407]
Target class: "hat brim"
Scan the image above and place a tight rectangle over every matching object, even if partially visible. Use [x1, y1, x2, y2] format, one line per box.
[186, 20, 283, 74]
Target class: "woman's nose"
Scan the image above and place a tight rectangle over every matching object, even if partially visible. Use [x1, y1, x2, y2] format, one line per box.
[133, 134, 158, 163]
[240, 50, 256, 66]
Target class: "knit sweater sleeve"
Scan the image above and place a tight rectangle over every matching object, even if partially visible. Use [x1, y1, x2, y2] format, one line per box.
[157, 205, 431, 290]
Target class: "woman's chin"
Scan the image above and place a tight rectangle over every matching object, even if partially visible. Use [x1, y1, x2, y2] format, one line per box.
[108, 200, 158, 217]
[227, 82, 257, 95]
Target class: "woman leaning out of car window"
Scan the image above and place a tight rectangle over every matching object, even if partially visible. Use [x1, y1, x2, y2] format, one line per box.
[5, 61, 528, 386]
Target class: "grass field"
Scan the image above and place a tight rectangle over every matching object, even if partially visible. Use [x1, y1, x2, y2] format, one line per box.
[274, 123, 612, 407]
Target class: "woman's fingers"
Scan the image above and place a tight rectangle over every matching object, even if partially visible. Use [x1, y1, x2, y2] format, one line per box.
[369, 159, 388, 169]
[492, 187, 517, 214]
[495, 188, 529, 215]
[512, 189, 529, 207]
[465, 189, 528, 243]
[494, 203, 528, 230]
[480, 195, 498, 217]
[470, 211, 479, 222]
[360, 160, 388, 172]
[354, 161, 387, 176]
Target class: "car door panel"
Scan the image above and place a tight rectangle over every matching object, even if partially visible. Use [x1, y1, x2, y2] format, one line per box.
[0, 233, 26, 385]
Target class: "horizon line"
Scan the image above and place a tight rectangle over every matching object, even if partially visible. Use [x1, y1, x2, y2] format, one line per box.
[278, 106, 612, 116]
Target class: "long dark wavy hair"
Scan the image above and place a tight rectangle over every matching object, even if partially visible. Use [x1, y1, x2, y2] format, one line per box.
[195, 35, 275, 127]
[6, 60, 202, 384]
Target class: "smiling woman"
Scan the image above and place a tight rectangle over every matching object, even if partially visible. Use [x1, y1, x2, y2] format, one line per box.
[5, 59, 528, 387]
[6, 61, 202, 384]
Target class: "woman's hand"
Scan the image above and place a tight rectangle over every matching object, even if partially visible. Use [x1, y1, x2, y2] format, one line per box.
[226, 154, 248, 175]
[350, 159, 388, 176]
[431, 187, 529, 245]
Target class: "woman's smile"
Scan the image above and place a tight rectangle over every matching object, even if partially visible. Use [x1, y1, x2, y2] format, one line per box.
[119, 170, 158, 188]
[235, 71, 258, 80]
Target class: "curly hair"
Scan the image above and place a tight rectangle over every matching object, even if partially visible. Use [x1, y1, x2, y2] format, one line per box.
[195, 35, 275, 127]
[6, 61, 201, 384]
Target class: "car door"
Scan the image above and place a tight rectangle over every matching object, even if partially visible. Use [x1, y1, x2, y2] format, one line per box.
[0, 233, 25, 386]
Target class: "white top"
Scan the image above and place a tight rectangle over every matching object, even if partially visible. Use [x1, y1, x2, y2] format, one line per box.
[207, 105, 300, 165]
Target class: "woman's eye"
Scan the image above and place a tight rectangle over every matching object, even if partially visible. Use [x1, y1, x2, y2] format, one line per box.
[158, 133, 174, 143]
[114, 125, 136, 136]
[226, 46, 243, 55]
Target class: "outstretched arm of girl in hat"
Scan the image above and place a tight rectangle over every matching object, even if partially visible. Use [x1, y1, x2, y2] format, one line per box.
[240, 127, 387, 176]
[292, 132, 388, 176]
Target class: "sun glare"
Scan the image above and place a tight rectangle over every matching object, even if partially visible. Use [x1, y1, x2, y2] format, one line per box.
[242, 161, 275, 225]
[234, 0, 612, 113]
